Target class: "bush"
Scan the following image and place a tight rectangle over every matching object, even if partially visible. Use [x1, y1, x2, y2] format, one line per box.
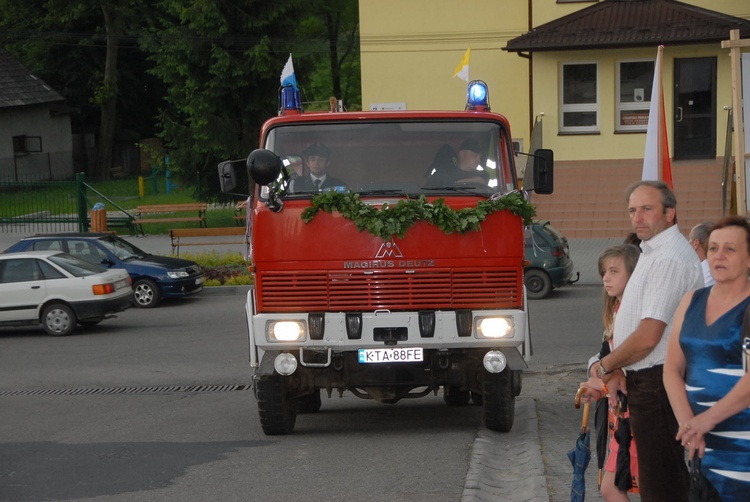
[183, 251, 253, 286]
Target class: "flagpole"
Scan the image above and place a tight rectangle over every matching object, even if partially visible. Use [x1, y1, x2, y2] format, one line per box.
[656, 49, 663, 181]
[722, 29, 749, 215]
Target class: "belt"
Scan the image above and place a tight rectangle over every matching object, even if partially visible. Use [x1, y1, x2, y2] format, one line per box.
[626, 364, 663, 377]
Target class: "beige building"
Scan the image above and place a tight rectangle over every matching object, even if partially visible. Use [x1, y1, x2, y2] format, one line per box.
[360, 0, 750, 237]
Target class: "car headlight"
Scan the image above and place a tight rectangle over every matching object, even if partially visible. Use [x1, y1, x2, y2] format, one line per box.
[475, 317, 514, 339]
[268, 321, 306, 342]
[167, 270, 190, 279]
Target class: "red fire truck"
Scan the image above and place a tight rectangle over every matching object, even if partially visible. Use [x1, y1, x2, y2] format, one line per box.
[219, 81, 553, 435]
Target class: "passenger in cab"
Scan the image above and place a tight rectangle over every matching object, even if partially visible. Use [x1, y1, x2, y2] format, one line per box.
[424, 138, 489, 188]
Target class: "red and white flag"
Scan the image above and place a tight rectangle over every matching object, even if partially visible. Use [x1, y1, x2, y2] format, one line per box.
[642, 45, 673, 188]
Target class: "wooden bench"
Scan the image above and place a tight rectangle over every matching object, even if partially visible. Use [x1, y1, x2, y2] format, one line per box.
[169, 227, 247, 256]
[134, 203, 208, 235]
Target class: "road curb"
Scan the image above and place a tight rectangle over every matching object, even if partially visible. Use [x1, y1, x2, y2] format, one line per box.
[462, 398, 549, 501]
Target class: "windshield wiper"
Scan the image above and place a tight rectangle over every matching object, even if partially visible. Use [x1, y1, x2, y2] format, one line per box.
[422, 186, 479, 194]
[356, 189, 411, 197]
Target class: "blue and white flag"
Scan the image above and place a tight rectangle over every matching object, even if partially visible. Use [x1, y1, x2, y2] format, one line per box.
[280, 54, 297, 90]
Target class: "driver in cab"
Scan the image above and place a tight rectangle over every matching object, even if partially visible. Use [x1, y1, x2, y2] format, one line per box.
[291, 142, 346, 192]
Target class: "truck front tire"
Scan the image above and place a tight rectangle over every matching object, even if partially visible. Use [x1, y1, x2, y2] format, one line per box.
[482, 368, 515, 432]
[256, 375, 297, 435]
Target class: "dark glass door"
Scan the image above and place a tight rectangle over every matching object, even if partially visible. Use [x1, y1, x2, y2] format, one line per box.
[673, 57, 716, 160]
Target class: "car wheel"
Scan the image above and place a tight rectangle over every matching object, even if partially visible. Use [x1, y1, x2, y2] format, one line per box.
[256, 375, 297, 435]
[525, 269, 552, 299]
[133, 278, 161, 308]
[41, 303, 76, 336]
[482, 368, 515, 433]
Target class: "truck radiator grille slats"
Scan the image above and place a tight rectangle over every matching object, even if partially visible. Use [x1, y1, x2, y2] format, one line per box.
[258, 269, 521, 311]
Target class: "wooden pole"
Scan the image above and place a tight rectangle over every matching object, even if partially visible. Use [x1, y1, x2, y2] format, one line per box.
[722, 29, 750, 215]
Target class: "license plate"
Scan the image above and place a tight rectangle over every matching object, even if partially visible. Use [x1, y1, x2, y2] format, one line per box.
[115, 279, 129, 290]
[196, 277, 204, 285]
[358, 347, 423, 364]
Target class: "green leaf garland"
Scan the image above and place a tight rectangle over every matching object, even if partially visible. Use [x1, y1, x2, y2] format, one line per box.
[301, 191, 536, 241]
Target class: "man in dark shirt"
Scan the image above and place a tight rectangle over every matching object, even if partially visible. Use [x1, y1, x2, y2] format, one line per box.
[292, 142, 346, 192]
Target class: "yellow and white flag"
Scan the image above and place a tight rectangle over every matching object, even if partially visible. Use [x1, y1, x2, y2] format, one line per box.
[453, 48, 471, 82]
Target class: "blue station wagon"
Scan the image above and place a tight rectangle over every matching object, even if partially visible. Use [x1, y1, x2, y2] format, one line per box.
[3, 233, 204, 308]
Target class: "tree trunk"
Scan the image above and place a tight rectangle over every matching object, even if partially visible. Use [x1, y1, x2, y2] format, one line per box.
[95, 2, 121, 179]
[325, 12, 342, 100]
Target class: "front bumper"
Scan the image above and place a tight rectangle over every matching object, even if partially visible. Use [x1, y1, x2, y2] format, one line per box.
[158, 275, 204, 298]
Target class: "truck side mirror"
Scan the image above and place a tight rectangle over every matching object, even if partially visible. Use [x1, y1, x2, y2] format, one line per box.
[218, 159, 250, 195]
[532, 149, 554, 195]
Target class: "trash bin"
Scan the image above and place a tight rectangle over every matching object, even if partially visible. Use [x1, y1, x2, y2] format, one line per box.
[90, 207, 107, 232]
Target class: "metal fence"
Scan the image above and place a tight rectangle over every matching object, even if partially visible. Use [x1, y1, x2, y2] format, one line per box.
[0, 173, 134, 234]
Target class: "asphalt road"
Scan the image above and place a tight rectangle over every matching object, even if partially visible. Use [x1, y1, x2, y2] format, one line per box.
[0, 284, 607, 501]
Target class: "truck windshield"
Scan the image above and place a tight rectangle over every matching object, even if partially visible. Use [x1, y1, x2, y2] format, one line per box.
[262, 120, 517, 198]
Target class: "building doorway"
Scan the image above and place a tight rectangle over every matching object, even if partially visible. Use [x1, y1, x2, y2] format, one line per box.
[673, 57, 716, 160]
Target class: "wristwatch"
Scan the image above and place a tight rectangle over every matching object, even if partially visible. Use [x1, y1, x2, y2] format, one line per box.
[599, 359, 611, 377]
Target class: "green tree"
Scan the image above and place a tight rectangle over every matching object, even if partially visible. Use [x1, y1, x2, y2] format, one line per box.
[0, 0, 160, 178]
[296, 0, 360, 110]
[143, 0, 311, 199]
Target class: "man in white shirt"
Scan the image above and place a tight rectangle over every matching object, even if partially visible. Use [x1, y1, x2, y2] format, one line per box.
[689, 222, 715, 287]
[595, 180, 703, 500]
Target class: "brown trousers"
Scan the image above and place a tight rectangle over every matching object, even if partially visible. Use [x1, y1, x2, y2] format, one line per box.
[626, 365, 690, 502]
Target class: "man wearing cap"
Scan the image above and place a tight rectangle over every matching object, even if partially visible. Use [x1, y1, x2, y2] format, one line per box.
[424, 138, 489, 188]
[292, 142, 346, 192]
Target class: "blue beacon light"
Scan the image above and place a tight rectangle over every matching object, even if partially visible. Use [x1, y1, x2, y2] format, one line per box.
[466, 80, 490, 111]
[279, 85, 302, 114]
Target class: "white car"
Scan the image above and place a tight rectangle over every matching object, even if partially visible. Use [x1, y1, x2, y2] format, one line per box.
[0, 251, 132, 336]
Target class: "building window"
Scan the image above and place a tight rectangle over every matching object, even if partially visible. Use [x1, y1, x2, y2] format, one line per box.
[560, 62, 598, 133]
[617, 60, 655, 132]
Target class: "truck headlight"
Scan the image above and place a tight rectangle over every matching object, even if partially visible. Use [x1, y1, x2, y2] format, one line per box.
[475, 317, 514, 338]
[268, 321, 306, 342]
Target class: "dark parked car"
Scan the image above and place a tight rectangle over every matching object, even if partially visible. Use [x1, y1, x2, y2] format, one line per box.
[3, 233, 204, 308]
[524, 221, 578, 299]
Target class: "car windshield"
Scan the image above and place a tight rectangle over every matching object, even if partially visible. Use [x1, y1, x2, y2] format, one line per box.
[261, 120, 518, 199]
[48, 253, 106, 277]
[97, 235, 146, 260]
